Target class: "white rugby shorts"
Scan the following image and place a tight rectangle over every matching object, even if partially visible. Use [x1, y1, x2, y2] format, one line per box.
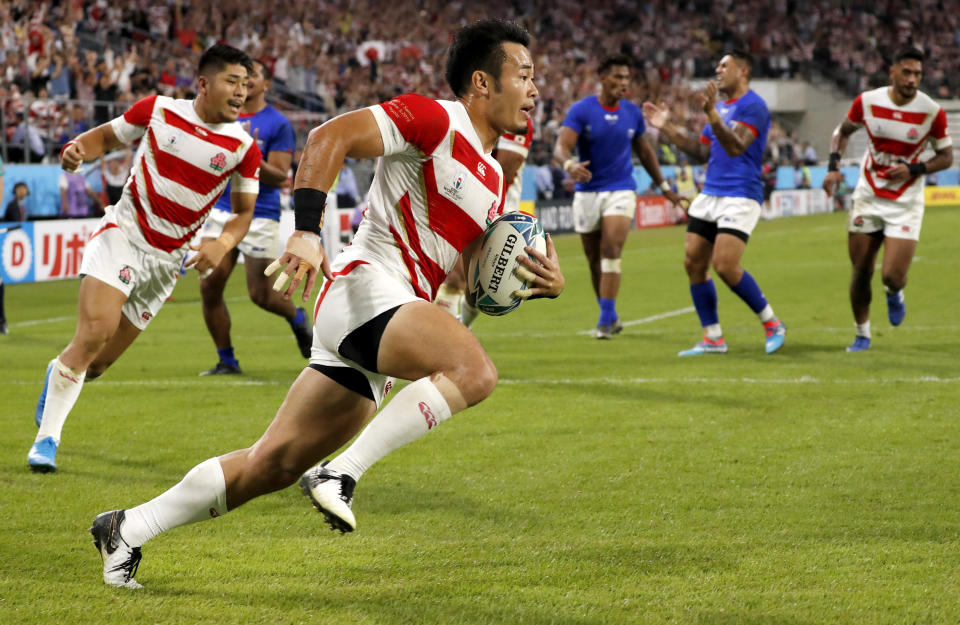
[80, 219, 180, 330]
[847, 196, 923, 241]
[573, 190, 637, 233]
[199, 209, 280, 259]
[310, 259, 420, 408]
[687, 193, 762, 237]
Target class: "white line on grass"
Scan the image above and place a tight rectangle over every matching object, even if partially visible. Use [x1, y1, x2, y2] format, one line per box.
[9, 296, 250, 329]
[4, 375, 959, 389]
[574, 306, 694, 335]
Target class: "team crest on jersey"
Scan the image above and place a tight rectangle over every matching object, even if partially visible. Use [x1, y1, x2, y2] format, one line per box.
[907, 127, 919, 140]
[209, 152, 226, 172]
[486, 200, 499, 225]
[118, 266, 132, 285]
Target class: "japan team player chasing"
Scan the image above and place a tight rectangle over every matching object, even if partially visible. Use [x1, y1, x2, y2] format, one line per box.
[29, 45, 262, 473]
[90, 19, 565, 588]
[822, 46, 952, 352]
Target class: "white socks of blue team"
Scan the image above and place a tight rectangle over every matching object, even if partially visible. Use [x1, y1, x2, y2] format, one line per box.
[326, 376, 454, 480]
[121, 457, 228, 547]
[36, 357, 86, 444]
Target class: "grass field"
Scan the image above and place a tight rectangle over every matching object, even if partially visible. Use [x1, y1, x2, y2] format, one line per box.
[2, 207, 960, 624]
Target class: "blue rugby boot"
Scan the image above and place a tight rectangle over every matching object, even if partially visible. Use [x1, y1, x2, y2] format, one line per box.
[886, 290, 906, 326]
[846, 336, 871, 352]
[28, 436, 58, 473]
[764, 319, 786, 354]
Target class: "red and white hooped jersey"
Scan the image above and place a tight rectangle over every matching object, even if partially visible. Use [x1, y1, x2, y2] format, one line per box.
[108, 95, 261, 258]
[495, 116, 534, 213]
[847, 87, 951, 205]
[340, 93, 503, 301]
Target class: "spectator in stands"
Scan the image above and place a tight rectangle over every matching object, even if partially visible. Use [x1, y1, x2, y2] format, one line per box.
[793, 158, 811, 189]
[58, 170, 100, 218]
[5, 181, 30, 222]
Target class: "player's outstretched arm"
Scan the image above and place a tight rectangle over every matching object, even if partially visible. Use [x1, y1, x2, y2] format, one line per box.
[267, 109, 386, 301]
[186, 191, 256, 278]
[823, 119, 860, 196]
[642, 101, 710, 163]
[60, 123, 123, 173]
[512, 233, 564, 300]
[553, 127, 592, 183]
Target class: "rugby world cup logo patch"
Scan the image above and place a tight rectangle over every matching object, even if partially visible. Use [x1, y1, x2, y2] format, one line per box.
[209, 152, 226, 172]
[118, 265, 132, 285]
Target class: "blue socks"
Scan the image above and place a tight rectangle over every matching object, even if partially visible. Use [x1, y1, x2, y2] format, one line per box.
[690, 280, 719, 327]
[288, 307, 305, 329]
[217, 347, 238, 367]
[730, 271, 768, 314]
[598, 298, 618, 326]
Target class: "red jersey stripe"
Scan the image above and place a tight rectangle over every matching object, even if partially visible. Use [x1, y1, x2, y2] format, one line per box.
[129, 175, 204, 252]
[388, 224, 431, 300]
[140, 156, 219, 227]
[161, 108, 245, 152]
[862, 124, 927, 158]
[147, 128, 229, 195]
[89, 222, 119, 240]
[451, 131, 501, 197]
[421, 160, 484, 253]
[394, 191, 446, 296]
[868, 105, 929, 125]
[381, 93, 449, 155]
[862, 159, 916, 200]
[123, 95, 157, 127]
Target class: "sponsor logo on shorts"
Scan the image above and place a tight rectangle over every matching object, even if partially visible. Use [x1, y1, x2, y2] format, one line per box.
[209, 152, 226, 172]
[118, 266, 132, 285]
[209, 507, 219, 518]
[901, 225, 910, 232]
[141, 311, 153, 322]
[419, 401, 437, 429]
[853, 216, 864, 227]
[382, 380, 393, 400]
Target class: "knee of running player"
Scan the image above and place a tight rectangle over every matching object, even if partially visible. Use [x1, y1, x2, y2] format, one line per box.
[438, 347, 498, 408]
[711, 255, 743, 286]
[599, 240, 624, 262]
[246, 278, 272, 309]
[880, 270, 907, 292]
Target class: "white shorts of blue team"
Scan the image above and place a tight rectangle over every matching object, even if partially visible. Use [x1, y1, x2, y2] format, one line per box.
[79, 216, 180, 331]
[687, 193, 762, 237]
[847, 195, 923, 242]
[199, 209, 280, 260]
[572, 190, 637, 233]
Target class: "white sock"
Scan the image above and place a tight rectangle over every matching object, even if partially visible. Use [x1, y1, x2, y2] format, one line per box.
[856, 321, 871, 339]
[757, 304, 776, 323]
[121, 458, 227, 547]
[704, 324, 723, 340]
[327, 377, 454, 480]
[36, 357, 86, 443]
[460, 297, 479, 329]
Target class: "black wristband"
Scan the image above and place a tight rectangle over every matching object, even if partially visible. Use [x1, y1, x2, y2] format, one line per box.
[828, 152, 841, 172]
[293, 188, 327, 235]
[907, 161, 927, 176]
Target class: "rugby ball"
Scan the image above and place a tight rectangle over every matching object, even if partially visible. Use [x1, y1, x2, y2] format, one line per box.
[468, 212, 547, 316]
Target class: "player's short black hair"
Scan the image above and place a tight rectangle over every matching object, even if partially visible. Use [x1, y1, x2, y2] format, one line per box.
[728, 48, 754, 73]
[13, 181, 28, 192]
[198, 44, 253, 78]
[598, 54, 634, 75]
[253, 58, 272, 81]
[445, 19, 530, 97]
[894, 46, 925, 64]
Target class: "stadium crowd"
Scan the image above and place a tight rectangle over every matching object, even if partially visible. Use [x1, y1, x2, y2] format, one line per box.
[1, 0, 957, 170]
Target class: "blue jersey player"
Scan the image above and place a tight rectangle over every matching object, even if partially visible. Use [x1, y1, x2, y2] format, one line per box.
[197, 59, 312, 374]
[644, 50, 786, 356]
[554, 55, 680, 339]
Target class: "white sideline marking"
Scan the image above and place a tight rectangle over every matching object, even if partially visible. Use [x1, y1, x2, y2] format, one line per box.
[9, 296, 249, 329]
[575, 306, 694, 335]
[4, 375, 960, 389]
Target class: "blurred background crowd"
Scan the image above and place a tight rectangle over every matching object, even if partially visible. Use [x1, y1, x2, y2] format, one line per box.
[1, 0, 957, 209]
